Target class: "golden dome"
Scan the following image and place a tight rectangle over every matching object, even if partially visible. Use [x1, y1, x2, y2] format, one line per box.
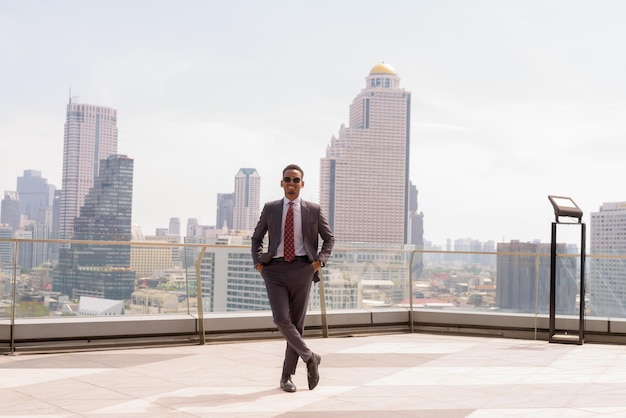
[369, 62, 397, 75]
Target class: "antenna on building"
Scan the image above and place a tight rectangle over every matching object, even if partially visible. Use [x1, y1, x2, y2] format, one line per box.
[68, 87, 79, 104]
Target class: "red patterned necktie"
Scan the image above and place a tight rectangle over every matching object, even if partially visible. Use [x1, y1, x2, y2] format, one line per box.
[284, 202, 295, 262]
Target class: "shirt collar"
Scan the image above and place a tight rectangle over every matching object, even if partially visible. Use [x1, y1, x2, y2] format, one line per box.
[283, 197, 301, 206]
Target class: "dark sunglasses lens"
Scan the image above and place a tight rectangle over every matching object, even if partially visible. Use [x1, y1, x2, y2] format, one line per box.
[283, 177, 301, 183]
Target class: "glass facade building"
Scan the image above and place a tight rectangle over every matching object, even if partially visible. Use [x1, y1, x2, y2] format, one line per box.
[53, 154, 135, 300]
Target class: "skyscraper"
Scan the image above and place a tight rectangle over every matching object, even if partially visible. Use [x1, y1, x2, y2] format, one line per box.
[15, 170, 56, 268]
[53, 154, 135, 300]
[16, 169, 55, 224]
[589, 202, 626, 317]
[320, 62, 412, 244]
[216, 193, 235, 230]
[59, 100, 118, 241]
[168, 218, 181, 236]
[232, 168, 260, 232]
[0, 191, 20, 230]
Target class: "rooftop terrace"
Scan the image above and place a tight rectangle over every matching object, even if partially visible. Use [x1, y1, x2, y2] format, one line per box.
[3, 332, 626, 417]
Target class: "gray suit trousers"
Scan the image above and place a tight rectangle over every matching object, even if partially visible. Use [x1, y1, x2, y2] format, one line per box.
[261, 258, 314, 376]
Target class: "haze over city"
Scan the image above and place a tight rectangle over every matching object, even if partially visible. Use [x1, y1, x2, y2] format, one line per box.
[2, 0, 626, 246]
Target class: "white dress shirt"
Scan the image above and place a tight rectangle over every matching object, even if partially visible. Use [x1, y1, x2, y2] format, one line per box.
[277, 197, 306, 258]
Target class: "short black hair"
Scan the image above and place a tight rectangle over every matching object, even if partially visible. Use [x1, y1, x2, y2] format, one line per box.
[282, 164, 304, 178]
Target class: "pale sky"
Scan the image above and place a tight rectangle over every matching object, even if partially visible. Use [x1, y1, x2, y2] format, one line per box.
[2, 0, 626, 247]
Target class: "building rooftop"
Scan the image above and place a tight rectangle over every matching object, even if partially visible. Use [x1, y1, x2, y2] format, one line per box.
[369, 62, 397, 75]
[2, 332, 625, 416]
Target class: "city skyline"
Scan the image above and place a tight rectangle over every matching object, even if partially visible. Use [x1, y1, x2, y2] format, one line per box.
[3, 1, 626, 246]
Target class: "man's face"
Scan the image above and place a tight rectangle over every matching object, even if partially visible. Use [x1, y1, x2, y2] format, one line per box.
[281, 168, 304, 200]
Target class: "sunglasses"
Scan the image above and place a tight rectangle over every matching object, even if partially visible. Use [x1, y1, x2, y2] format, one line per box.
[283, 177, 302, 184]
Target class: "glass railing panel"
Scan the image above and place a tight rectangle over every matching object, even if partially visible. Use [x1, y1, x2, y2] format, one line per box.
[191, 242, 270, 313]
[193, 244, 411, 313]
[3, 235, 626, 325]
[587, 253, 626, 318]
[1, 238, 203, 319]
[0, 238, 16, 322]
[309, 245, 410, 311]
[415, 248, 584, 317]
[416, 249, 498, 312]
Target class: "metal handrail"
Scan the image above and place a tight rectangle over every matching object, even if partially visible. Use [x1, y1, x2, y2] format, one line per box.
[2, 236, 624, 353]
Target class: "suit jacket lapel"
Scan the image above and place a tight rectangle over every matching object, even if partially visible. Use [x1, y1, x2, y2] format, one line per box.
[300, 200, 309, 239]
[273, 200, 283, 237]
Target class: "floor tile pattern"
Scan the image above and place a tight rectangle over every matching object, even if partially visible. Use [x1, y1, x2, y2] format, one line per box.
[2, 333, 626, 417]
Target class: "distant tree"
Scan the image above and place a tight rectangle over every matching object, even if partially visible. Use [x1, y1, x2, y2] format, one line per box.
[12, 302, 49, 318]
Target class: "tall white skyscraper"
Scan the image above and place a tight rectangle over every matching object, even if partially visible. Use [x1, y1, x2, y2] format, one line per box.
[589, 202, 626, 317]
[232, 168, 260, 232]
[59, 100, 118, 240]
[320, 62, 412, 244]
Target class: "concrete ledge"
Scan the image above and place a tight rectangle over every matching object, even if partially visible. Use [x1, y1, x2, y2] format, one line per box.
[607, 318, 626, 333]
[8, 315, 198, 341]
[2, 310, 626, 352]
[204, 312, 275, 332]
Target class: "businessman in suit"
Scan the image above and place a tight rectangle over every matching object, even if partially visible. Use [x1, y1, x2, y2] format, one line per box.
[251, 163, 334, 393]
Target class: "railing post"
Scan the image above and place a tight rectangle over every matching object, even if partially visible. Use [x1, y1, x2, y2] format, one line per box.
[318, 268, 329, 338]
[409, 250, 415, 333]
[195, 246, 207, 345]
[549, 222, 557, 341]
[534, 253, 540, 340]
[579, 223, 586, 340]
[10, 241, 18, 353]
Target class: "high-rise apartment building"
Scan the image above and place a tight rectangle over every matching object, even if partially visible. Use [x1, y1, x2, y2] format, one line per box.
[232, 168, 260, 232]
[53, 155, 135, 300]
[59, 100, 118, 241]
[320, 62, 412, 244]
[590, 202, 626, 317]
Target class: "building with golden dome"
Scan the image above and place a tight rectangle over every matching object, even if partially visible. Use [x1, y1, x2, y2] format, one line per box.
[320, 62, 414, 245]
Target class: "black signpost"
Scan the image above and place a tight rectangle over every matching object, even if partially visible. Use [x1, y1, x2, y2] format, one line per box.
[547, 195, 585, 345]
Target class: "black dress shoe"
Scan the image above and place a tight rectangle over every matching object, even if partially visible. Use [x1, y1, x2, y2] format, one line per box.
[306, 353, 321, 390]
[280, 375, 297, 393]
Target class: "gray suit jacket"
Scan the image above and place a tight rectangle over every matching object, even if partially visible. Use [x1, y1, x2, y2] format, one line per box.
[251, 199, 334, 282]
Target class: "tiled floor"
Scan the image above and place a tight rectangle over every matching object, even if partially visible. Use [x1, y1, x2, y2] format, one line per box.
[2, 332, 626, 417]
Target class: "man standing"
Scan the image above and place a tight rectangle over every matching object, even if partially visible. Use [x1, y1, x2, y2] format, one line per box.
[251, 164, 334, 393]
